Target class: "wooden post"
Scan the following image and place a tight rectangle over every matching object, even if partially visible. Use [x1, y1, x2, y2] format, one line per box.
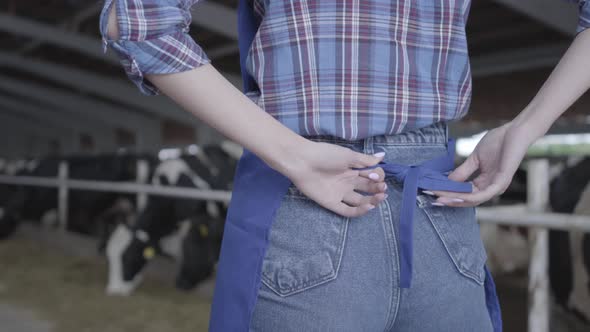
[57, 161, 68, 232]
[527, 159, 550, 332]
[136, 159, 149, 212]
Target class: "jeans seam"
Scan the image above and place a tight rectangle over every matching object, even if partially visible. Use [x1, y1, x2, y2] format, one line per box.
[420, 207, 486, 286]
[260, 215, 350, 297]
[367, 128, 402, 331]
[378, 187, 401, 331]
[367, 140, 398, 330]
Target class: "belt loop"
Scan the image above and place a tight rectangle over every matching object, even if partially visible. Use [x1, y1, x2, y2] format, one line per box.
[444, 121, 449, 143]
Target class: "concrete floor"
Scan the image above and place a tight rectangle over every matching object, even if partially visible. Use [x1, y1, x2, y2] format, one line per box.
[0, 303, 53, 332]
[495, 271, 590, 332]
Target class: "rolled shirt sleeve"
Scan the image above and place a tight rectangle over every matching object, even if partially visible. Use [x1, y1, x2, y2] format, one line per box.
[577, 0, 590, 34]
[99, 0, 212, 95]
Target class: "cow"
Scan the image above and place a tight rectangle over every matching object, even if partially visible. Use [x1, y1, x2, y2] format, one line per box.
[479, 168, 530, 274]
[480, 156, 590, 327]
[0, 154, 156, 239]
[548, 157, 590, 324]
[0, 156, 58, 238]
[480, 159, 587, 275]
[0, 158, 40, 231]
[0, 158, 15, 226]
[105, 143, 238, 295]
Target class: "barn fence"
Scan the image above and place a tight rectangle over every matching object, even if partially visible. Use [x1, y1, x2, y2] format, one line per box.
[0, 161, 232, 230]
[1, 158, 589, 332]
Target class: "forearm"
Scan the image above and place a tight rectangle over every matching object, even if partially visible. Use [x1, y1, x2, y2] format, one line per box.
[145, 65, 309, 174]
[510, 28, 590, 141]
[107, 2, 308, 175]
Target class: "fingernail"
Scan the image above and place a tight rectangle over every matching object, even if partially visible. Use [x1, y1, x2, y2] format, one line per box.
[423, 190, 436, 196]
[373, 152, 385, 158]
[452, 198, 465, 203]
[381, 183, 387, 191]
[369, 173, 380, 180]
[368, 204, 376, 210]
[431, 202, 445, 207]
[383, 194, 389, 199]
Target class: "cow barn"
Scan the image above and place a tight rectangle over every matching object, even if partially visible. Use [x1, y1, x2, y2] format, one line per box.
[1, 1, 590, 332]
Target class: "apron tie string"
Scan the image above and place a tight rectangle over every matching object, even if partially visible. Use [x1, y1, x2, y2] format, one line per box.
[369, 139, 472, 288]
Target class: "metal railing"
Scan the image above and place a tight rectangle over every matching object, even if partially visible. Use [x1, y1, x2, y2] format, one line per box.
[0, 161, 232, 230]
[0, 159, 588, 332]
[477, 159, 590, 332]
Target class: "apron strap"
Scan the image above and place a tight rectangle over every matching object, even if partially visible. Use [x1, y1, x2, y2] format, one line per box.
[375, 139, 473, 288]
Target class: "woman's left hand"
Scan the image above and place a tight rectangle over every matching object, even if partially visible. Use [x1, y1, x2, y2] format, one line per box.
[281, 140, 388, 218]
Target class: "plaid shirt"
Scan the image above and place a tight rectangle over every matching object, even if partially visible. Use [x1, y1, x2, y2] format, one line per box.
[100, 0, 590, 140]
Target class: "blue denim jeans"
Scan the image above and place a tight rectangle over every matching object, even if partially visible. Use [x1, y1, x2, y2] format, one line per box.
[248, 122, 494, 331]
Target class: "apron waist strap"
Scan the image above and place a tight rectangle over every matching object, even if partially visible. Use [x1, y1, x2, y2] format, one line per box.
[377, 138, 472, 288]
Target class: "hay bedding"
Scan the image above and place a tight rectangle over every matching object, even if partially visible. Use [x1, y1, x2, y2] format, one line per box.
[0, 236, 211, 332]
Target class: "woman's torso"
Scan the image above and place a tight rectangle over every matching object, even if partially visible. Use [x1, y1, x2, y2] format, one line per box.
[240, 0, 473, 140]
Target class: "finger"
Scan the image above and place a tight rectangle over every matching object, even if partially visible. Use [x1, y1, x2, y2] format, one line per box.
[343, 191, 387, 207]
[342, 192, 373, 206]
[348, 151, 385, 168]
[427, 181, 477, 198]
[334, 202, 376, 218]
[433, 183, 504, 207]
[353, 176, 387, 193]
[448, 155, 478, 182]
[359, 166, 385, 182]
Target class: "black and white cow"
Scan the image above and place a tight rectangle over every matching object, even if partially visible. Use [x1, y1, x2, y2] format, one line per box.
[0, 154, 156, 239]
[106, 144, 238, 295]
[479, 168, 530, 274]
[0, 158, 14, 224]
[480, 159, 587, 274]
[548, 157, 590, 324]
[0, 157, 58, 238]
[481, 156, 590, 325]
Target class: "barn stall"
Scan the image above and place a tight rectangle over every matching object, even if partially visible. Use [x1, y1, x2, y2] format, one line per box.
[1, 0, 590, 331]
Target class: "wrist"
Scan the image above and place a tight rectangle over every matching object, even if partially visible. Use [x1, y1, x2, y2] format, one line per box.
[508, 105, 553, 145]
[505, 117, 545, 150]
[257, 133, 312, 177]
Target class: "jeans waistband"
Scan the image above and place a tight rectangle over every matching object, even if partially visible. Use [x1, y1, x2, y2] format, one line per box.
[304, 122, 448, 146]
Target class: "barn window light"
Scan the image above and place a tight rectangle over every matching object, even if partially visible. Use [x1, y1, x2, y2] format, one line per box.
[187, 144, 200, 155]
[158, 148, 182, 160]
[456, 131, 487, 157]
[456, 132, 590, 158]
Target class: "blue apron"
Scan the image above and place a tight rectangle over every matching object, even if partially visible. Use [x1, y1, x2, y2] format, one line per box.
[208, 1, 502, 330]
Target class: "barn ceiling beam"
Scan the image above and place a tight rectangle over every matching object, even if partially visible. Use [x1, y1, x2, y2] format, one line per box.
[0, 12, 118, 63]
[0, 112, 69, 141]
[0, 126, 56, 158]
[0, 52, 200, 125]
[0, 74, 151, 130]
[0, 95, 110, 137]
[0, 105, 118, 153]
[0, 76, 167, 151]
[0, 13, 243, 89]
[0, 123, 79, 157]
[471, 42, 569, 77]
[0, 75, 158, 144]
[18, 2, 102, 54]
[492, 0, 579, 35]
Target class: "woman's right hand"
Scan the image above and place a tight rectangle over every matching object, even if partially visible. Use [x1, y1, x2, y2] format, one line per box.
[279, 140, 388, 218]
[430, 121, 535, 207]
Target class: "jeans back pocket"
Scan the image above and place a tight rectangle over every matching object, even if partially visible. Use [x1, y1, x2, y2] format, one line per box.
[417, 195, 488, 285]
[260, 186, 350, 297]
